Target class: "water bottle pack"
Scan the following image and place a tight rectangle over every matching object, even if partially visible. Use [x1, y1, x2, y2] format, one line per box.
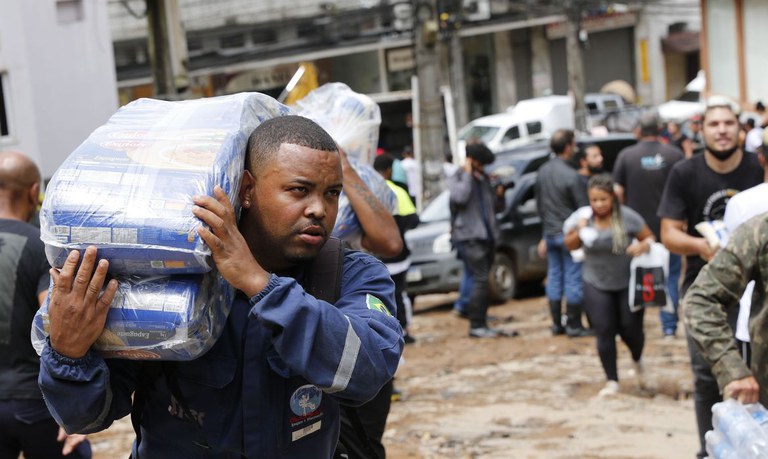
[706, 399, 768, 458]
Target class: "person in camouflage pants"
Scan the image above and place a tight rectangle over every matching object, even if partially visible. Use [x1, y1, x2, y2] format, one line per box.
[684, 212, 768, 405]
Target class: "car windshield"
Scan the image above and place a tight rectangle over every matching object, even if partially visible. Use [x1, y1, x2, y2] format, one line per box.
[458, 125, 499, 143]
[419, 190, 451, 223]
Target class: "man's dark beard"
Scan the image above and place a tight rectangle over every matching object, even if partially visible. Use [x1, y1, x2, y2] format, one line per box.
[588, 165, 603, 174]
[706, 145, 739, 161]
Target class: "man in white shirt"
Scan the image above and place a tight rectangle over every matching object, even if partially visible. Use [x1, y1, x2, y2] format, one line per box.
[400, 146, 421, 205]
[722, 128, 768, 363]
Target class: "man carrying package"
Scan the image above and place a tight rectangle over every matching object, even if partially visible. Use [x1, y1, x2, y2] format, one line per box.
[38, 115, 404, 458]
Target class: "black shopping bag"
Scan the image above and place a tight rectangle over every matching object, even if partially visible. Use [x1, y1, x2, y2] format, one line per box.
[632, 265, 667, 308]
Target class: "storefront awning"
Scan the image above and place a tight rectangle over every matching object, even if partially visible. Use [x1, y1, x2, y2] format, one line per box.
[662, 31, 700, 54]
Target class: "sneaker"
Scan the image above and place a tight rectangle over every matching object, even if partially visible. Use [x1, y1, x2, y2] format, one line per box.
[403, 334, 417, 345]
[469, 327, 499, 338]
[566, 326, 594, 338]
[452, 309, 469, 319]
[598, 380, 620, 397]
[551, 324, 566, 336]
[629, 360, 646, 388]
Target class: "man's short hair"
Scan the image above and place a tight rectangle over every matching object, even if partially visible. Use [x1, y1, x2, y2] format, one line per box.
[637, 112, 660, 137]
[466, 143, 494, 165]
[703, 95, 741, 122]
[550, 129, 575, 155]
[245, 115, 338, 173]
[373, 153, 395, 173]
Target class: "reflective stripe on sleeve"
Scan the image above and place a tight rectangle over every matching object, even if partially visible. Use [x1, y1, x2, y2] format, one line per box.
[322, 316, 360, 394]
[83, 385, 113, 432]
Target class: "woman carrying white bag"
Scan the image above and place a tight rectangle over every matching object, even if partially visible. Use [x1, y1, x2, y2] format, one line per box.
[564, 174, 656, 397]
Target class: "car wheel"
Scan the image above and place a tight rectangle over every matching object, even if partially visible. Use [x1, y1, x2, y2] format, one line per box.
[489, 252, 516, 303]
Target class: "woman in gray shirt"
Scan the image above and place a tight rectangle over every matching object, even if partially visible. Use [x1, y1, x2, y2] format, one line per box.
[564, 174, 655, 397]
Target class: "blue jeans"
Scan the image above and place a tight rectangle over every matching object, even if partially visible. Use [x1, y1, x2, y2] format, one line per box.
[660, 253, 681, 335]
[454, 266, 474, 314]
[454, 239, 494, 328]
[544, 234, 582, 305]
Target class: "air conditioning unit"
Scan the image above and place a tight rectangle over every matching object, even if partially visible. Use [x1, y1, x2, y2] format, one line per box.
[392, 1, 414, 31]
[463, 0, 491, 22]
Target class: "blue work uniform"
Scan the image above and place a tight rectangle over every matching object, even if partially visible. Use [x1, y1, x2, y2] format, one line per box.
[39, 250, 403, 458]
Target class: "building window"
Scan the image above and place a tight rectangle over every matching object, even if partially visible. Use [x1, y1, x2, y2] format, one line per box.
[56, 0, 84, 24]
[0, 74, 9, 137]
[220, 33, 245, 49]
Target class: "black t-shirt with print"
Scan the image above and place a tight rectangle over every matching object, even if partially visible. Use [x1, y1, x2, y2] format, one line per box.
[657, 152, 763, 293]
[613, 140, 684, 238]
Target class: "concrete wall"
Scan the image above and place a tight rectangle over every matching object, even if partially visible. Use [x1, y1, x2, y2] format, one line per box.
[634, 0, 701, 106]
[109, 0, 364, 41]
[742, 0, 768, 103]
[0, 0, 118, 180]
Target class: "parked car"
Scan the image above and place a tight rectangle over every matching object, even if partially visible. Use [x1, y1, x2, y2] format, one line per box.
[405, 172, 546, 303]
[405, 133, 638, 303]
[456, 95, 575, 153]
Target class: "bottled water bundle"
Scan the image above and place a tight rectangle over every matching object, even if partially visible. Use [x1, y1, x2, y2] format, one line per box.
[706, 399, 768, 458]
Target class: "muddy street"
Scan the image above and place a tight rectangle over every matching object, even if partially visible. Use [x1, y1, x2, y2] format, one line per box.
[86, 290, 700, 458]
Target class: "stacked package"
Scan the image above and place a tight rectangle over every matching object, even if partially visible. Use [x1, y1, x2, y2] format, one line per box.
[32, 93, 292, 360]
[294, 83, 397, 243]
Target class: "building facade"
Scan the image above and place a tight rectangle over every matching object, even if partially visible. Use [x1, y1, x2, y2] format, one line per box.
[700, 0, 768, 107]
[0, 0, 118, 180]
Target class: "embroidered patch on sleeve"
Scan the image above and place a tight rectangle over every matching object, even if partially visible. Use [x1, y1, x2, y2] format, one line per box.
[366, 293, 392, 316]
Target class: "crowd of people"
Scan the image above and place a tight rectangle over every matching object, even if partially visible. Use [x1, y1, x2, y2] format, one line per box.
[2, 93, 768, 459]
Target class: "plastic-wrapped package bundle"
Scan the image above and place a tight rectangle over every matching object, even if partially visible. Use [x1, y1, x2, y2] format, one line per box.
[32, 271, 234, 360]
[41, 93, 293, 275]
[332, 158, 398, 243]
[294, 82, 381, 165]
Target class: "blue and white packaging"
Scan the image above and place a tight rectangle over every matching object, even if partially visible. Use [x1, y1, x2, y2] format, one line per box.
[40, 93, 293, 275]
[32, 271, 234, 361]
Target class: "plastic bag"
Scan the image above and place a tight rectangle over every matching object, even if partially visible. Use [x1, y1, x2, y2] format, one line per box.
[32, 271, 234, 360]
[332, 158, 398, 243]
[628, 242, 673, 313]
[40, 92, 293, 275]
[294, 82, 381, 165]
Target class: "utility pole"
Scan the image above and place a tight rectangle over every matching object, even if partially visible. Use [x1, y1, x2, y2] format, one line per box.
[412, 0, 445, 206]
[146, 0, 189, 100]
[449, 33, 468, 130]
[564, 1, 586, 132]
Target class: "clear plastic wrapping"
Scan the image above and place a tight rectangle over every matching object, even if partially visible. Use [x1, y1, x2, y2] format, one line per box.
[40, 93, 293, 275]
[294, 82, 381, 166]
[31, 271, 234, 360]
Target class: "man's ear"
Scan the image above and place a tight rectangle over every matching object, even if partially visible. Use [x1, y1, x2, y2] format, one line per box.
[29, 182, 40, 208]
[239, 170, 254, 209]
